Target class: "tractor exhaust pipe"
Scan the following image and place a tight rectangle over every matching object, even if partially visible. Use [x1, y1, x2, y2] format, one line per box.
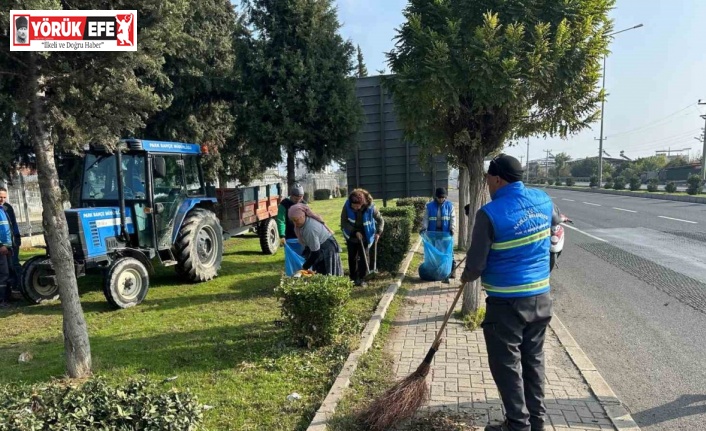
[115, 148, 130, 244]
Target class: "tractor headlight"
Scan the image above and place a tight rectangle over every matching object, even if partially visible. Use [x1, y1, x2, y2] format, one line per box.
[68, 234, 80, 244]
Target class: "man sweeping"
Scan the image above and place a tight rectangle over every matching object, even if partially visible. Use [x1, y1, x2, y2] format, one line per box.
[460, 154, 562, 431]
[420, 187, 456, 281]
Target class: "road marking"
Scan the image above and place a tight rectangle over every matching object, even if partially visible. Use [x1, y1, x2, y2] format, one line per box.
[562, 198, 575, 202]
[658, 216, 697, 224]
[562, 223, 607, 243]
[613, 207, 637, 213]
[582, 202, 601, 207]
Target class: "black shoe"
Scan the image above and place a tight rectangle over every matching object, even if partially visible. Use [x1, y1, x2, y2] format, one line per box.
[0, 301, 11, 308]
[484, 422, 511, 431]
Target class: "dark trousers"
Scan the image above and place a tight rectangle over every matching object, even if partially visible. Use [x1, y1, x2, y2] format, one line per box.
[345, 239, 376, 282]
[0, 253, 10, 301]
[482, 293, 553, 431]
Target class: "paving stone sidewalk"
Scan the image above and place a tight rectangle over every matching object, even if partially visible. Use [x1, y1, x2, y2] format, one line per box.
[387, 273, 616, 431]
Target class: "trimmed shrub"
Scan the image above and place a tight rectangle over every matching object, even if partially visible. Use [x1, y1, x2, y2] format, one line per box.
[376, 215, 413, 273]
[396, 197, 428, 232]
[566, 177, 575, 187]
[629, 176, 641, 191]
[687, 174, 703, 195]
[379, 206, 415, 226]
[339, 187, 347, 196]
[538, 178, 546, 185]
[554, 178, 563, 186]
[0, 378, 205, 430]
[589, 175, 598, 188]
[613, 176, 626, 190]
[604, 177, 613, 189]
[276, 275, 352, 348]
[665, 182, 677, 193]
[314, 189, 331, 200]
[647, 178, 659, 192]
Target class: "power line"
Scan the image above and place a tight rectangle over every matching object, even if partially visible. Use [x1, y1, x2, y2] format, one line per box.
[605, 103, 697, 139]
[613, 128, 703, 152]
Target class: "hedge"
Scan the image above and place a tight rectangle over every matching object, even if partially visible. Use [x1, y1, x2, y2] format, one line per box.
[314, 189, 331, 200]
[396, 197, 428, 232]
[276, 275, 352, 348]
[376, 215, 413, 273]
[0, 378, 205, 430]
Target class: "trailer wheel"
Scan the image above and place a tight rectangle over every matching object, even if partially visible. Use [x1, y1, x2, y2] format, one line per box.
[174, 208, 223, 282]
[21, 255, 59, 304]
[258, 218, 279, 255]
[103, 257, 149, 309]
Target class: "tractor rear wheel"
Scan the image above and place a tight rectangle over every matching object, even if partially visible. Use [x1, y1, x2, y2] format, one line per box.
[20, 255, 59, 304]
[258, 218, 279, 255]
[103, 257, 149, 309]
[174, 208, 223, 282]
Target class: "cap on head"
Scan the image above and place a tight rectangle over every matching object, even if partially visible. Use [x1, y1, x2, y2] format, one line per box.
[16, 16, 28, 29]
[435, 187, 447, 198]
[290, 184, 304, 197]
[488, 154, 524, 183]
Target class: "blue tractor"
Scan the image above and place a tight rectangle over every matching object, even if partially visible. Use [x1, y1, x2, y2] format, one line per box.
[21, 139, 227, 308]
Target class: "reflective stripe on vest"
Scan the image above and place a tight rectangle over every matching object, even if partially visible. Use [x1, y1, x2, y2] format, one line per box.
[482, 277, 550, 294]
[491, 228, 550, 250]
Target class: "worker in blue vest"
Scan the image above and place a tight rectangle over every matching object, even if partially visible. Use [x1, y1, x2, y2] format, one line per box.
[340, 189, 384, 287]
[421, 187, 456, 280]
[0, 199, 14, 308]
[460, 154, 562, 431]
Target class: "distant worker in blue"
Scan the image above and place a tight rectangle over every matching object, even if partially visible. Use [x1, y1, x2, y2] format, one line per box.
[0, 191, 15, 308]
[460, 154, 562, 431]
[420, 187, 457, 280]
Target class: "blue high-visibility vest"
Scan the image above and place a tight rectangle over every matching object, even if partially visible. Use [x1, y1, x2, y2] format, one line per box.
[343, 200, 376, 245]
[481, 182, 553, 298]
[426, 200, 453, 233]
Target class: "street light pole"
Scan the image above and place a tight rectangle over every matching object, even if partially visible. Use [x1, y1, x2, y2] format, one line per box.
[597, 24, 644, 186]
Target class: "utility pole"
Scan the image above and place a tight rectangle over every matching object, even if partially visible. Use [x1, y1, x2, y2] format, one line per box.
[526, 138, 530, 181]
[544, 149, 552, 177]
[699, 99, 706, 181]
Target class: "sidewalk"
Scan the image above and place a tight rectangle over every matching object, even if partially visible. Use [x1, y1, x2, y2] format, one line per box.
[386, 273, 618, 430]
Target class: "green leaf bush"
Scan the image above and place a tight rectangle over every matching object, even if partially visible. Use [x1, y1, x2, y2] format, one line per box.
[0, 378, 205, 430]
[647, 178, 659, 192]
[314, 189, 331, 200]
[276, 275, 352, 348]
[376, 214, 413, 274]
[396, 197, 428, 232]
[665, 182, 677, 193]
[687, 175, 703, 195]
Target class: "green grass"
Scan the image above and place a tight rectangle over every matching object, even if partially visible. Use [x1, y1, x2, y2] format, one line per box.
[0, 197, 408, 431]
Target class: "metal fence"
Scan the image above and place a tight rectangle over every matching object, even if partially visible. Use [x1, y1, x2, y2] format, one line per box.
[2, 173, 44, 237]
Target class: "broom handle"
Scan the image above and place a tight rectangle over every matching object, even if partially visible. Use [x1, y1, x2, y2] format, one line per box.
[431, 255, 467, 348]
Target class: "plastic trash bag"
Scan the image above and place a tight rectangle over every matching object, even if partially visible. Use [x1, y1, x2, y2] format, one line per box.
[285, 238, 306, 276]
[418, 231, 454, 281]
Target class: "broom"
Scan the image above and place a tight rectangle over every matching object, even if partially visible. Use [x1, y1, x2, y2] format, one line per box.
[359, 256, 467, 431]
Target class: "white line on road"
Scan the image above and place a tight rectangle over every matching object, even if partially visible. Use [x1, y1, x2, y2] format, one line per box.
[582, 202, 601, 207]
[658, 216, 697, 224]
[562, 223, 607, 243]
[613, 207, 637, 213]
[562, 198, 575, 202]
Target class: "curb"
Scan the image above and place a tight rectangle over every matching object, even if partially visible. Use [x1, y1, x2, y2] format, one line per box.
[306, 236, 423, 431]
[544, 185, 706, 204]
[549, 315, 641, 431]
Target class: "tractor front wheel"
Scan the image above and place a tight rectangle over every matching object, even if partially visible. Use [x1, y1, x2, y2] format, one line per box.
[258, 218, 279, 255]
[174, 209, 224, 282]
[20, 255, 59, 304]
[103, 257, 150, 309]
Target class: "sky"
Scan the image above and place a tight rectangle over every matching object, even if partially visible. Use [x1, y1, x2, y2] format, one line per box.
[336, 0, 706, 165]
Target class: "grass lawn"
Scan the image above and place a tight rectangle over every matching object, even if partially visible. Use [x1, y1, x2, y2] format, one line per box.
[0, 197, 406, 430]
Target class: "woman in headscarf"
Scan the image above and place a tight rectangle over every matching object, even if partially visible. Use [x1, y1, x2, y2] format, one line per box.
[288, 203, 344, 276]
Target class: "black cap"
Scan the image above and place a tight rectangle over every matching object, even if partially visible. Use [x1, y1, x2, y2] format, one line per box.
[435, 187, 447, 198]
[15, 16, 28, 29]
[488, 154, 524, 183]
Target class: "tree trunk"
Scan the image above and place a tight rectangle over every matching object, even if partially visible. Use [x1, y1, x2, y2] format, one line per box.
[286, 147, 296, 190]
[28, 56, 92, 378]
[461, 155, 489, 316]
[457, 166, 470, 249]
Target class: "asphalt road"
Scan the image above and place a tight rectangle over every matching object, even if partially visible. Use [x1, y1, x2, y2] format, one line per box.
[546, 188, 706, 431]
